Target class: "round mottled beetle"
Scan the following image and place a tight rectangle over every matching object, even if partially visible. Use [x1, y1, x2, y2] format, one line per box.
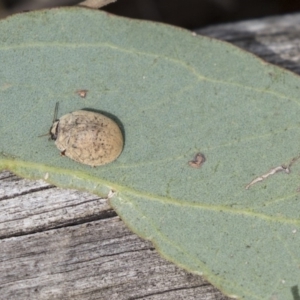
[49, 103, 123, 166]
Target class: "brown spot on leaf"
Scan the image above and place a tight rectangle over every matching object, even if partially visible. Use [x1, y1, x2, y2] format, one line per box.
[76, 89, 88, 98]
[188, 153, 205, 168]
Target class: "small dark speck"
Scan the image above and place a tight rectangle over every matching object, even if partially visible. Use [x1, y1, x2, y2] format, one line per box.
[75, 89, 88, 98]
[188, 152, 205, 168]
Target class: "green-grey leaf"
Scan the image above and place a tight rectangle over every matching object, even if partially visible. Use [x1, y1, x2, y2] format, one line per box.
[1, 7, 300, 299]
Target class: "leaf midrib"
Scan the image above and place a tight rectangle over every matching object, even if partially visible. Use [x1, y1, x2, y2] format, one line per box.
[1, 158, 299, 226]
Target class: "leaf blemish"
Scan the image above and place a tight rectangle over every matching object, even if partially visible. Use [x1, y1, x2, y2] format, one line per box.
[188, 153, 205, 168]
[246, 155, 300, 189]
[108, 189, 116, 199]
[76, 89, 88, 98]
[245, 165, 290, 189]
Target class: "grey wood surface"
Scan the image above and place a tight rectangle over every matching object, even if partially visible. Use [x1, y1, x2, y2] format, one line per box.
[1, 12, 300, 300]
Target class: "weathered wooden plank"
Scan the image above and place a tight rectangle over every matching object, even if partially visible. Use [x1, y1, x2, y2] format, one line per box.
[197, 13, 300, 73]
[0, 176, 113, 238]
[2, 12, 300, 300]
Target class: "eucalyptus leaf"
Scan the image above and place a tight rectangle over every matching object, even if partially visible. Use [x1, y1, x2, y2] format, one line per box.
[1, 7, 300, 300]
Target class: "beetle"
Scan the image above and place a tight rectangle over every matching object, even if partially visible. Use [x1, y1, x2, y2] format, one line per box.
[48, 103, 123, 166]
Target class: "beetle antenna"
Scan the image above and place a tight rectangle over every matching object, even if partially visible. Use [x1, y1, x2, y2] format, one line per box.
[38, 133, 50, 137]
[53, 102, 59, 123]
[38, 102, 59, 138]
